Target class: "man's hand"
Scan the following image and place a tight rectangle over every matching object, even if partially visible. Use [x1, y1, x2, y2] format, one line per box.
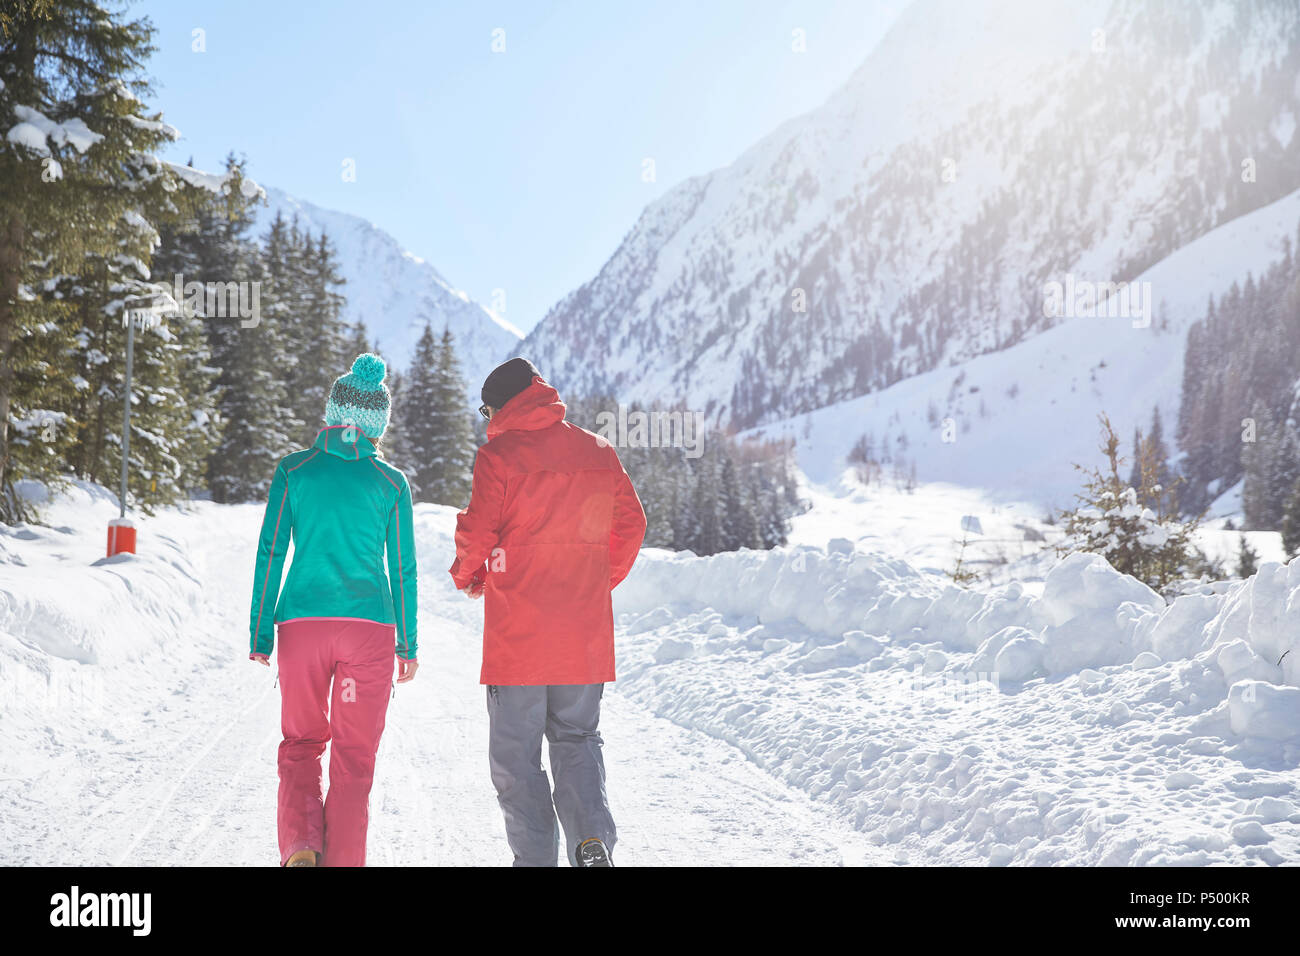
[250, 653, 270, 666]
[462, 577, 485, 600]
[396, 658, 419, 683]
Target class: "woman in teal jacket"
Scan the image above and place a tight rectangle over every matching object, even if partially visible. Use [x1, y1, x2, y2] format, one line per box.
[248, 353, 418, 867]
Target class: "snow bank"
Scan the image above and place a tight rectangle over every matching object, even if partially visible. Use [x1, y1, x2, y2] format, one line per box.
[619, 546, 1178, 679]
[614, 539, 1300, 865]
[0, 483, 203, 670]
[619, 544, 943, 642]
[618, 542, 1300, 692]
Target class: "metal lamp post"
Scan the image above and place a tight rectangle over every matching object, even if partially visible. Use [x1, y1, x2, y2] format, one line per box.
[107, 290, 179, 556]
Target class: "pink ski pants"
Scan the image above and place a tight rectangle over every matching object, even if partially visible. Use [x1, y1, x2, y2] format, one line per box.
[276, 618, 395, 866]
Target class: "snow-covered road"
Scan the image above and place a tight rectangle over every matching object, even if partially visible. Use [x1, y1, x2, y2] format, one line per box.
[0, 488, 878, 866]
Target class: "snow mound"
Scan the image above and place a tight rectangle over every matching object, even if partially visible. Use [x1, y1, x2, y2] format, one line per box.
[1229, 682, 1300, 741]
[619, 545, 1185, 677]
[613, 538, 1300, 865]
[0, 485, 203, 668]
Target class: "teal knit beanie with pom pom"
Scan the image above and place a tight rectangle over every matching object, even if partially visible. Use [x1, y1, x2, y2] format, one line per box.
[324, 353, 391, 440]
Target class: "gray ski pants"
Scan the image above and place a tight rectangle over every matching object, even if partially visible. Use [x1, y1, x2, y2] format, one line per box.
[486, 682, 616, 866]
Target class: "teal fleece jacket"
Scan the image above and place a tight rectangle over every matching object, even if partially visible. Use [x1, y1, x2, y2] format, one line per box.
[249, 425, 418, 661]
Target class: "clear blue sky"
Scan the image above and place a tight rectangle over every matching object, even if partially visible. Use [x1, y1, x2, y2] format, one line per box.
[135, 0, 903, 331]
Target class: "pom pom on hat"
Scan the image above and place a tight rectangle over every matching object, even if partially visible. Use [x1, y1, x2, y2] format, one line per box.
[350, 352, 387, 387]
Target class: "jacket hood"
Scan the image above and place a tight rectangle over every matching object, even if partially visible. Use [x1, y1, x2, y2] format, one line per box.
[487, 377, 567, 440]
[313, 424, 379, 459]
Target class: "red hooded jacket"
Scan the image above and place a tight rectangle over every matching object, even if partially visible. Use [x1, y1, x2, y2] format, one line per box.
[449, 377, 647, 685]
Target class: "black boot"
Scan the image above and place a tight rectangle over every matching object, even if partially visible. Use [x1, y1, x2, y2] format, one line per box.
[576, 838, 613, 867]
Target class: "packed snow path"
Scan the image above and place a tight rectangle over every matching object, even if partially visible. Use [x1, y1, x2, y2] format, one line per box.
[5, 484, 1299, 866]
[2, 495, 878, 866]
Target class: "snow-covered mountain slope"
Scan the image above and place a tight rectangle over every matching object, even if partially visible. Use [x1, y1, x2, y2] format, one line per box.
[745, 186, 1300, 510]
[255, 187, 522, 385]
[521, 0, 1300, 429]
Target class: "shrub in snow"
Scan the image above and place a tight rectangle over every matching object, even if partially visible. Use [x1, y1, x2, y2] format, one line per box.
[1284, 476, 1300, 560]
[1057, 414, 1215, 595]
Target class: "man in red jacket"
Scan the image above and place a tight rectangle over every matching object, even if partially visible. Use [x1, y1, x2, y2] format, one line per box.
[450, 358, 646, 867]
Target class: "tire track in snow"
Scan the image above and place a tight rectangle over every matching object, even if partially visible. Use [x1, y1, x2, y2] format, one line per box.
[186, 723, 281, 866]
[111, 678, 278, 865]
[78, 505, 282, 866]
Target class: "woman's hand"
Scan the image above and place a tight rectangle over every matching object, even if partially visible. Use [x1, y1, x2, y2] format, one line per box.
[462, 578, 485, 599]
[397, 658, 419, 683]
[250, 653, 270, 666]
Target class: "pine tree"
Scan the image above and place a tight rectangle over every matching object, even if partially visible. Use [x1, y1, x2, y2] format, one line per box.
[347, 319, 371, 359]
[552, 394, 797, 555]
[208, 313, 298, 503]
[1244, 407, 1300, 532]
[1268, 421, 1300, 532]
[288, 230, 348, 444]
[1130, 407, 1171, 509]
[0, 2, 209, 515]
[1241, 405, 1277, 529]
[721, 453, 761, 550]
[1235, 534, 1260, 578]
[414, 327, 476, 505]
[400, 324, 446, 502]
[54, 155, 250, 513]
[380, 366, 417, 482]
[640, 441, 675, 548]
[1059, 413, 1213, 593]
[1282, 477, 1300, 560]
[690, 448, 723, 555]
[260, 216, 348, 446]
[200, 160, 297, 503]
[1127, 425, 1144, 492]
[152, 203, 223, 500]
[1178, 239, 1300, 518]
[57, 215, 194, 513]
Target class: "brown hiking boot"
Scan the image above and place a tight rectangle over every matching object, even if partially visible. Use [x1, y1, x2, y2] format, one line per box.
[286, 849, 318, 867]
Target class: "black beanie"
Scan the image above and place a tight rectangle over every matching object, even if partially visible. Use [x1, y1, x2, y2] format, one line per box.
[481, 357, 541, 410]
